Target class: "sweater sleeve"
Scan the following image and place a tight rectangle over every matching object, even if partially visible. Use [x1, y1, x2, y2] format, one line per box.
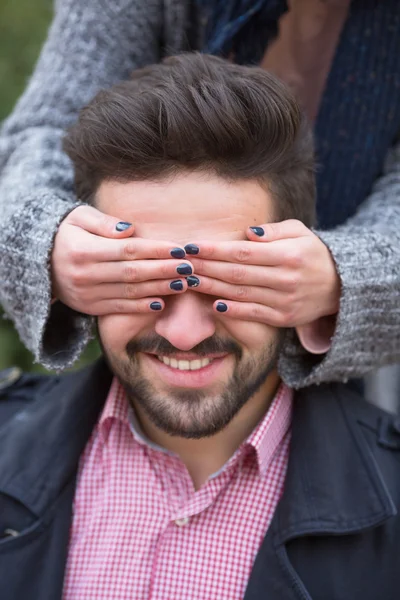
[0, 0, 162, 370]
[279, 137, 400, 388]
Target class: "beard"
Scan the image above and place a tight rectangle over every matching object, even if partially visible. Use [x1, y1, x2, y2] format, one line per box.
[103, 332, 283, 440]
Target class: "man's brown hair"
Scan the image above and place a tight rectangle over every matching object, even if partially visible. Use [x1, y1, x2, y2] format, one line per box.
[64, 53, 315, 226]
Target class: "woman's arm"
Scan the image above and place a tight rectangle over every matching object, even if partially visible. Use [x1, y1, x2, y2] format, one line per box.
[0, 0, 163, 370]
[279, 138, 400, 388]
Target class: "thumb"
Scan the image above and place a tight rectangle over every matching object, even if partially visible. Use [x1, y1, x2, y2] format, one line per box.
[246, 219, 307, 242]
[66, 205, 135, 238]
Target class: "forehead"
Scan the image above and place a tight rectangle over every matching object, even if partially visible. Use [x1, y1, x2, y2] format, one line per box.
[96, 172, 274, 243]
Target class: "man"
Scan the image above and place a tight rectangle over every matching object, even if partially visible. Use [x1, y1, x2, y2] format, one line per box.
[0, 54, 399, 600]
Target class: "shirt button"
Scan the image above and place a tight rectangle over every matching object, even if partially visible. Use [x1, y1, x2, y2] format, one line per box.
[174, 517, 189, 527]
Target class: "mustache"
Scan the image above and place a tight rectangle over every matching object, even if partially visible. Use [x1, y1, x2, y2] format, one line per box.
[126, 334, 242, 359]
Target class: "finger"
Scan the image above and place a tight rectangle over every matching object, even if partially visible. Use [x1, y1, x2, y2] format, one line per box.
[92, 278, 188, 300]
[190, 258, 288, 290]
[246, 219, 308, 242]
[187, 237, 310, 268]
[67, 205, 135, 238]
[82, 259, 194, 284]
[71, 236, 188, 263]
[185, 240, 283, 266]
[91, 297, 166, 316]
[191, 274, 283, 307]
[212, 300, 284, 327]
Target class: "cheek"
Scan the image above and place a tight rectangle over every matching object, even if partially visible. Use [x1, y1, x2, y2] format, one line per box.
[98, 314, 154, 355]
[221, 319, 277, 352]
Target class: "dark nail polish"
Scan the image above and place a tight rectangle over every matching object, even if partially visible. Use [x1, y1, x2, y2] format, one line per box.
[170, 247, 186, 259]
[186, 276, 200, 288]
[216, 302, 228, 313]
[150, 301, 162, 311]
[170, 280, 184, 291]
[249, 226, 265, 237]
[184, 244, 199, 255]
[116, 221, 132, 232]
[177, 263, 192, 275]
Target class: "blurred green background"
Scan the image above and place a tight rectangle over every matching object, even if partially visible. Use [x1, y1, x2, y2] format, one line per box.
[0, 0, 99, 372]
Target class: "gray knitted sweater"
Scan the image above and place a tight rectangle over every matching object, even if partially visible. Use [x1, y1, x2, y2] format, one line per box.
[0, 0, 399, 387]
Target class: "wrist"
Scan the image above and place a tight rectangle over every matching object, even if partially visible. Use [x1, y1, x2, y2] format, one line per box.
[296, 314, 337, 355]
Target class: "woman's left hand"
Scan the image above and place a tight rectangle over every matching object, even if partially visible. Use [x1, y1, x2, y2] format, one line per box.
[187, 219, 341, 327]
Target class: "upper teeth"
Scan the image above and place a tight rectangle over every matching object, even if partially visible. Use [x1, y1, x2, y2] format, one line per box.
[158, 356, 212, 370]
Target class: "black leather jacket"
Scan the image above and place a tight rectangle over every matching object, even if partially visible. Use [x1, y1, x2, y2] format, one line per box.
[0, 359, 399, 600]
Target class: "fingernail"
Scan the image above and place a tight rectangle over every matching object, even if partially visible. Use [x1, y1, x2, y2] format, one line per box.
[249, 226, 265, 237]
[177, 263, 192, 275]
[170, 280, 184, 291]
[216, 302, 228, 313]
[116, 221, 132, 231]
[186, 276, 200, 288]
[150, 301, 163, 311]
[184, 244, 199, 255]
[170, 247, 186, 259]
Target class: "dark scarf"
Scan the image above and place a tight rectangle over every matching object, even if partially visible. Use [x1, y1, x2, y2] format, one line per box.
[195, 0, 400, 229]
[196, 0, 287, 62]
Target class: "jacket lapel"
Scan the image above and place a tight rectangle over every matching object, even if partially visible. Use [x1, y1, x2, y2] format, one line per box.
[0, 358, 112, 518]
[275, 383, 396, 542]
[245, 383, 397, 600]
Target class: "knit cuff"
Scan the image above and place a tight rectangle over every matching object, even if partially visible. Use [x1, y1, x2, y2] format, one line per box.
[279, 228, 400, 388]
[0, 192, 93, 371]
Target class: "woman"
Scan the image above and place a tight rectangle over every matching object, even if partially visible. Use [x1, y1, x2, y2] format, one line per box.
[0, 0, 399, 397]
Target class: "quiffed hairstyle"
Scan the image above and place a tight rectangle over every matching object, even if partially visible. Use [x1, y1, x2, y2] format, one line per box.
[64, 53, 316, 226]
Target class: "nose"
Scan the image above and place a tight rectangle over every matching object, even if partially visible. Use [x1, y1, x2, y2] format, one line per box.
[155, 291, 216, 351]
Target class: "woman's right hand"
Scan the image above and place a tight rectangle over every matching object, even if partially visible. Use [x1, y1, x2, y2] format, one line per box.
[50, 205, 193, 315]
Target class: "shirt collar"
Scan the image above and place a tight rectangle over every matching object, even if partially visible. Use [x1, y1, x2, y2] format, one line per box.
[99, 377, 171, 454]
[98, 377, 129, 438]
[245, 383, 292, 477]
[99, 376, 292, 477]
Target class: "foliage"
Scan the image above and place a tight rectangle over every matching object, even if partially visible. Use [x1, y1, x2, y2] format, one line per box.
[0, 0, 100, 372]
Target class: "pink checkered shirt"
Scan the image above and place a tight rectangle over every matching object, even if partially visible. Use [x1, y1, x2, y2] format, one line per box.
[63, 377, 292, 600]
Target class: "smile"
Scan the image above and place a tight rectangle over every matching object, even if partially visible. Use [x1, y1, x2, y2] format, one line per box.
[142, 352, 231, 388]
[157, 356, 212, 371]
